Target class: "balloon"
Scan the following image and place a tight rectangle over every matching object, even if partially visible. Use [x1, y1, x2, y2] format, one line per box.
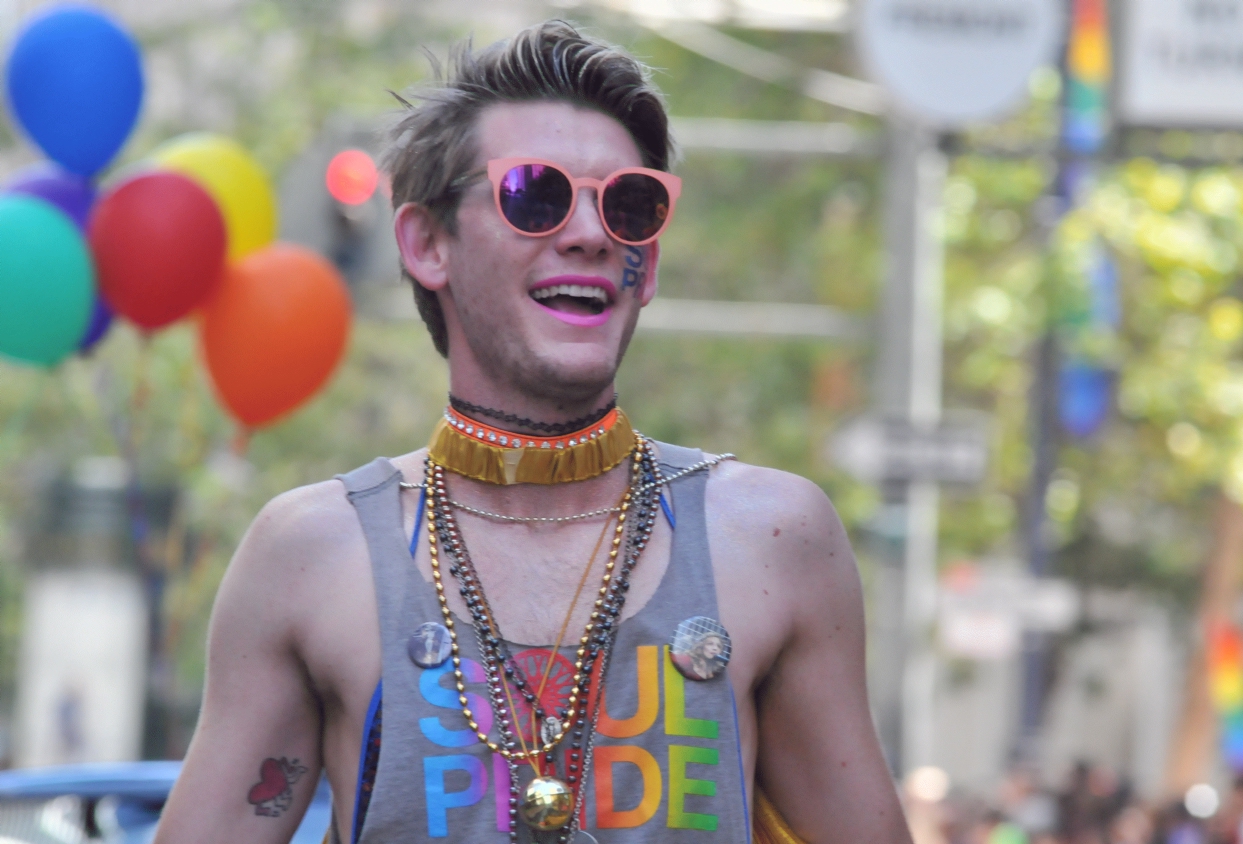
[78, 297, 113, 351]
[5, 6, 143, 176]
[0, 195, 94, 366]
[200, 244, 351, 428]
[151, 133, 277, 260]
[4, 161, 96, 229]
[90, 171, 227, 331]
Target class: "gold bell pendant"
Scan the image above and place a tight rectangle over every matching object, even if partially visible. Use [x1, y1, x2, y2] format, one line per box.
[520, 776, 574, 831]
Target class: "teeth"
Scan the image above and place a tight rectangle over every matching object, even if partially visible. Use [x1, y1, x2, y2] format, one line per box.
[531, 284, 609, 302]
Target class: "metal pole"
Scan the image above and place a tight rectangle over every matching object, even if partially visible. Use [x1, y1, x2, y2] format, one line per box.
[1018, 332, 1059, 762]
[872, 116, 947, 775]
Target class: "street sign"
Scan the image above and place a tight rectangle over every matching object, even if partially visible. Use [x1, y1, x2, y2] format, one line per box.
[829, 414, 990, 484]
[856, 0, 1063, 126]
[938, 562, 1080, 660]
[1119, 0, 1243, 128]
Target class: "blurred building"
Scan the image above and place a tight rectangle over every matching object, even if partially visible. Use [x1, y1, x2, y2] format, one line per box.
[14, 457, 176, 767]
[929, 569, 1181, 800]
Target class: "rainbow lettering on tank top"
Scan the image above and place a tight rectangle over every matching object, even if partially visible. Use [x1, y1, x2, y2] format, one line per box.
[416, 646, 722, 837]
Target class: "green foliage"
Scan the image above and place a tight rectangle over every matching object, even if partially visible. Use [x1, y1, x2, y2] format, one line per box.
[13, 0, 1227, 743]
[1045, 159, 1243, 590]
[941, 150, 1243, 594]
[939, 153, 1052, 560]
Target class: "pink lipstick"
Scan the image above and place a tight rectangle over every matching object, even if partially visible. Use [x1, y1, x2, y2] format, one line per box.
[528, 275, 617, 327]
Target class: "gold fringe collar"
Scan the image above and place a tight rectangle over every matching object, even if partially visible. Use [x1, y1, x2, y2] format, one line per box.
[428, 408, 636, 485]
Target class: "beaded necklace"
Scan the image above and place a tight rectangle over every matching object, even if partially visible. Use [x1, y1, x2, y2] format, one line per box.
[423, 437, 662, 841]
[398, 451, 737, 523]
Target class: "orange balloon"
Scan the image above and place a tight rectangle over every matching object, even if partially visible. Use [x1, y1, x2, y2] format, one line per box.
[200, 243, 351, 428]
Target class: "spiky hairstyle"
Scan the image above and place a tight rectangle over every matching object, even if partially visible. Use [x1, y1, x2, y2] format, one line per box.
[382, 20, 672, 357]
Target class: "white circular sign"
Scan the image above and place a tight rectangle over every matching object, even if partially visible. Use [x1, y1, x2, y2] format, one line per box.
[857, 0, 1063, 126]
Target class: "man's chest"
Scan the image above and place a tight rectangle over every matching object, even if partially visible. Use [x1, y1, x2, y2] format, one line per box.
[303, 472, 785, 842]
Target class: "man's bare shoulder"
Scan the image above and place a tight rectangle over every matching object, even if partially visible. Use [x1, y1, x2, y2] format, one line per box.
[236, 480, 361, 573]
[214, 474, 378, 627]
[221, 451, 425, 604]
[702, 457, 859, 630]
[703, 457, 851, 565]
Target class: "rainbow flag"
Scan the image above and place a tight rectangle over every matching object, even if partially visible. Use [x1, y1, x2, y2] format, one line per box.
[1208, 623, 1243, 769]
[1064, 0, 1110, 155]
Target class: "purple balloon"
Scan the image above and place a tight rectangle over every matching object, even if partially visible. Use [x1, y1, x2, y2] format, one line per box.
[4, 161, 95, 229]
[78, 297, 113, 351]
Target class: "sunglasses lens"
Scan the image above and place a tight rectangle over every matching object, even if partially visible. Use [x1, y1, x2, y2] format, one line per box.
[602, 173, 671, 243]
[498, 164, 573, 233]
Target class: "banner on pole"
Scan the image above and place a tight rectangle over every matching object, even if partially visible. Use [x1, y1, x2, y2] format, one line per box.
[1119, 0, 1243, 128]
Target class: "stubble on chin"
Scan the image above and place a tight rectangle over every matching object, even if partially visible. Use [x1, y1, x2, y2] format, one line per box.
[479, 332, 616, 406]
[463, 304, 642, 411]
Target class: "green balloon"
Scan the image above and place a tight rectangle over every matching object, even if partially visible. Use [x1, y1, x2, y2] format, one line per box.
[0, 194, 94, 366]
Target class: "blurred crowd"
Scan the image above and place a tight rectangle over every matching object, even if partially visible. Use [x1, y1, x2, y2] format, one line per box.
[907, 763, 1243, 844]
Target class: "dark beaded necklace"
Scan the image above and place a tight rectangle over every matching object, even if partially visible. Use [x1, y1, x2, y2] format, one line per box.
[553, 455, 661, 844]
[448, 393, 617, 436]
[432, 443, 657, 736]
[427, 439, 661, 842]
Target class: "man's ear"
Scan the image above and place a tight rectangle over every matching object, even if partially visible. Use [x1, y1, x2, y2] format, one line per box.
[394, 202, 450, 292]
[639, 240, 660, 306]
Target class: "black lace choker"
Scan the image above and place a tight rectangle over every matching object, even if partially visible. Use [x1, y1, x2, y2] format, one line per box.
[447, 394, 617, 436]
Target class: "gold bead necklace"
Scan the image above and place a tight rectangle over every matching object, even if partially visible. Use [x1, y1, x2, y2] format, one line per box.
[422, 441, 645, 761]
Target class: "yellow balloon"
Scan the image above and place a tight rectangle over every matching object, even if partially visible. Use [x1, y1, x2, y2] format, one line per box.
[151, 133, 277, 260]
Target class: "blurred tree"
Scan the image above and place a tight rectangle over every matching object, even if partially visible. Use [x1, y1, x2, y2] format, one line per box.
[11, 0, 1230, 767]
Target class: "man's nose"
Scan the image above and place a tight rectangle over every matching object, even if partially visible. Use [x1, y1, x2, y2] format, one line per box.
[555, 186, 611, 256]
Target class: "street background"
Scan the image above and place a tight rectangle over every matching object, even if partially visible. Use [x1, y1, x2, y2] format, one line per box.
[1, 0, 1241, 842]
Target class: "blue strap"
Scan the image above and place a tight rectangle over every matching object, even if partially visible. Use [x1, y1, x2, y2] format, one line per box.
[351, 680, 383, 844]
[409, 489, 425, 557]
[730, 686, 751, 843]
[659, 491, 675, 529]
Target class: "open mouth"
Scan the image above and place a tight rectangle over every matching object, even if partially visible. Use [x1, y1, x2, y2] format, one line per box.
[529, 283, 612, 316]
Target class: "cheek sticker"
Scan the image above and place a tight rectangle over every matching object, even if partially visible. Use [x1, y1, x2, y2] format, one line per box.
[622, 245, 646, 293]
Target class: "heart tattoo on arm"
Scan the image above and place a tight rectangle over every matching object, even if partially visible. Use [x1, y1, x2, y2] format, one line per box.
[247, 757, 308, 817]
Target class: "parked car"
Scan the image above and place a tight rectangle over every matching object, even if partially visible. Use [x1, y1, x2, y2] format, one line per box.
[0, 761, 332, 843]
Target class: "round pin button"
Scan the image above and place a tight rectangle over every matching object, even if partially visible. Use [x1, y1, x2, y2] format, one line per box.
[670, 616, 731, 681]
[408, 622, 452, 668]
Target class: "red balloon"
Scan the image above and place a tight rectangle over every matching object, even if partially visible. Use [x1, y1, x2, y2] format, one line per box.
[200, 243, 351, 428]
[90, 171, 226, 330]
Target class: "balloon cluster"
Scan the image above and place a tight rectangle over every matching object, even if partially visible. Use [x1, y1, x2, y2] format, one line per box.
[0, 6, 351, 431]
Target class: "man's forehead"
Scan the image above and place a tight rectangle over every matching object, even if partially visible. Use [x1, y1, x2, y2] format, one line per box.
[473, 100, 644, 172]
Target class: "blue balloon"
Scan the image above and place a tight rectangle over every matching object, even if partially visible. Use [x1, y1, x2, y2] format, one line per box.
[78, 296, 113, 351]
[5, 6, 143, 177]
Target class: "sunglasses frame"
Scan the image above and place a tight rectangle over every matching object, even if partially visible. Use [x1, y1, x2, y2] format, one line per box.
[484, 157, 682, 246]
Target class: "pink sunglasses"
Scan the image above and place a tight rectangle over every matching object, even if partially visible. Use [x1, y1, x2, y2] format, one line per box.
[472, 157, 682, 246]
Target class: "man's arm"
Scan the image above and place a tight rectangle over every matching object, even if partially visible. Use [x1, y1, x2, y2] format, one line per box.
[735, 471, 913, 844]
[154, 488, 334, 844]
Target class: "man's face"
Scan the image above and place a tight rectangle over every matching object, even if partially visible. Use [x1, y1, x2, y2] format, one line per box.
[434, 101, 659, 406]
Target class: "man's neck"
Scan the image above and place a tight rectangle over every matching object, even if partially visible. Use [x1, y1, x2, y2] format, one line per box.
[431, 382, 636, 516]
[445, 387, 618, 437]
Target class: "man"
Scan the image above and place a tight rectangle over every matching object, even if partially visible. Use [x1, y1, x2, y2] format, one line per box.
[155, 21, 911, 844]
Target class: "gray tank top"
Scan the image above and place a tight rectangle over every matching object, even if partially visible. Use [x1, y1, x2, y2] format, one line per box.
[336, 444, 748, 842]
